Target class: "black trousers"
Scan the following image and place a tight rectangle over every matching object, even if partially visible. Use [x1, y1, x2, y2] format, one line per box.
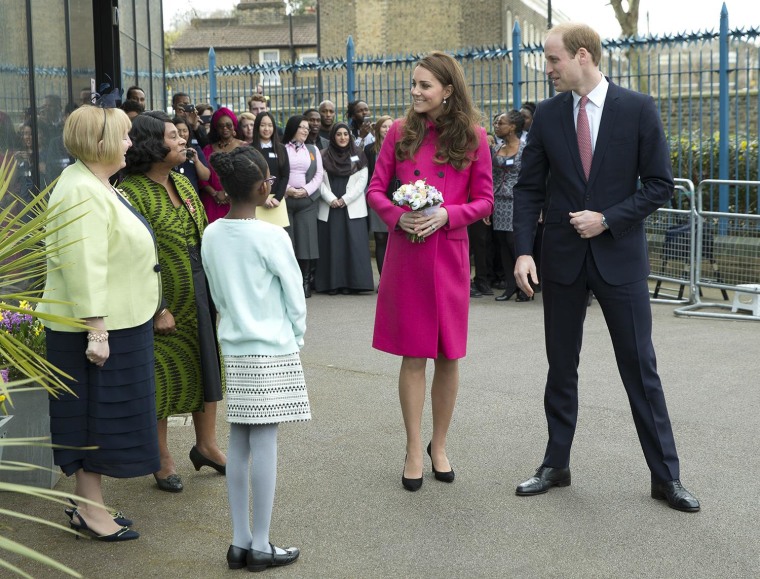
[541, 249, 680, 482]
[468, 219, 493, 284]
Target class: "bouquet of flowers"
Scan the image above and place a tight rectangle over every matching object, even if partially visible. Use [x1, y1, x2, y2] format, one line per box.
[392, 179, 444, 243]
[1, 300, 46, 385]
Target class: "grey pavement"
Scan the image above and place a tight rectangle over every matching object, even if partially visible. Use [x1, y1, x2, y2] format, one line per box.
[5, 280, 760, 578]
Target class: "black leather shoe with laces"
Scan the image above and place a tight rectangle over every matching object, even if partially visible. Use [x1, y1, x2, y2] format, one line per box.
[651, 479, 700, 512]
[515, 465, 571, 496]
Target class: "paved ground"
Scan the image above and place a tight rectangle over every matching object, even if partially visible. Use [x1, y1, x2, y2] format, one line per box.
[4, 281, 760, 578]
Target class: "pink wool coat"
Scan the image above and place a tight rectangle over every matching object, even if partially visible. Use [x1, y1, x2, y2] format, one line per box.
[367, 119, 494, 359]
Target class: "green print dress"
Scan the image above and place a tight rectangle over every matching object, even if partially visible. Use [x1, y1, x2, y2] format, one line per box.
[121, 172, 223, 419]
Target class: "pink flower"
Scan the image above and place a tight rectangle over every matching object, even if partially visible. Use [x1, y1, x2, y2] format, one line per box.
[185, 199, 196, 214]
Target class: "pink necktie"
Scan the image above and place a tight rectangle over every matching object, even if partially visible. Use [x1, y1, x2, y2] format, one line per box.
[577, 95, 592, 180]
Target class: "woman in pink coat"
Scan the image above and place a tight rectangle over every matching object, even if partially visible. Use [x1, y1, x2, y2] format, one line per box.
[366, 51, 493, 492]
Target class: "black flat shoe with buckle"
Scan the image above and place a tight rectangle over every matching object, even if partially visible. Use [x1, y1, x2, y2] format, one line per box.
[246, 543, 300, 572]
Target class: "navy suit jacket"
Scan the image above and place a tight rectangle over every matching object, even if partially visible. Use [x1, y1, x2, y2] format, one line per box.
[513, 80, 674, 286]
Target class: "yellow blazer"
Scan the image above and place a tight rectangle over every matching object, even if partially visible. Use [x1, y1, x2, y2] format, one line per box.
[38, 161, 161, 331]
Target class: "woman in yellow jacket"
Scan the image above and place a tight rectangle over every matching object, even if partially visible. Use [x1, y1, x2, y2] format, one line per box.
[38, 105, 162, 542]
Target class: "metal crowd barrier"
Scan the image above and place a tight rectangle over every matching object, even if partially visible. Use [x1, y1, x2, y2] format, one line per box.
[674, 179, 760, 320]
[647, 179, 696, 304]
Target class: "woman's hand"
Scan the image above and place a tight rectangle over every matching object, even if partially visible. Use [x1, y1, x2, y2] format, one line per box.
[214, 190, 229, 205]
[399, 207, 448, 239]
[287, 187, 307, 199]
[85, 340, 109, 368]
[330, 199, 345, 209]
[264, 197, 280, 209]
[153, 309, 176, 335]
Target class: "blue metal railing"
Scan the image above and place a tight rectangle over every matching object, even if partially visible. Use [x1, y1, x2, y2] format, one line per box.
[163, 18, 759, 213]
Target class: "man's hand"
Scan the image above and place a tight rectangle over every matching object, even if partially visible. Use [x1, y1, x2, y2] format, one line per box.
[514, 255, 538, 297]
[569, 210, 606, 239]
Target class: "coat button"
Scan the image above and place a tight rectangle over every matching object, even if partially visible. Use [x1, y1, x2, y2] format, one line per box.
[437, 171, 444, 178]
[154, 264, 161, 272]
[414, 169, 420, 176]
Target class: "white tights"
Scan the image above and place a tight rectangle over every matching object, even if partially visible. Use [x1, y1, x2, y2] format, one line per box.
[226, 422, 278, 552]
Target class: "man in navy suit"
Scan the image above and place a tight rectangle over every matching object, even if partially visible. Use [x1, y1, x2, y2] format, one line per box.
[512, 22, 699, 512]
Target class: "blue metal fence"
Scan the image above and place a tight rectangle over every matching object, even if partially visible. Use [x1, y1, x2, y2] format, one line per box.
[166, 15, 759, 214]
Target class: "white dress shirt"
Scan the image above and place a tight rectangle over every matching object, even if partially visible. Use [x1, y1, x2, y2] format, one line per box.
[573, 73, 609, 154]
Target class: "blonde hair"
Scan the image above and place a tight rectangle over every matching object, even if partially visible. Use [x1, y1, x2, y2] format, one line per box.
[396, 51, 482, 170]
[238, 112, 256, 124]
[548, 22, 602, 65]
[64, 105, 131, 164]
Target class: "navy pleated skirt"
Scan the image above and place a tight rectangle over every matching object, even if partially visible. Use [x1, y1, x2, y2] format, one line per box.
[46, 321, 161, 478]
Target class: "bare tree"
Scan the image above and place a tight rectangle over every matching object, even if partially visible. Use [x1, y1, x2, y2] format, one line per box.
[608, 0, 646, 93]
[609, 0, 639, 37]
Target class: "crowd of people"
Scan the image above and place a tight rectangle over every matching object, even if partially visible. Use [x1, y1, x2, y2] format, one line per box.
[28, 20, 700, 575]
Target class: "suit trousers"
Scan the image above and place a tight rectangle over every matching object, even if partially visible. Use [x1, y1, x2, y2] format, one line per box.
[541, 248, 680, 482]
[468, 219, 493, 284]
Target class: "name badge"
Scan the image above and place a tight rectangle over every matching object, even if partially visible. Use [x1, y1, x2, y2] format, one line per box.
[350, 155, 360, 162]
[269, 152, 277, 158]
[505, 158, 514, 166]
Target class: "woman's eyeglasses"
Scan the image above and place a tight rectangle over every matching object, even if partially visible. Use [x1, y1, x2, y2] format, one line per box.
[264, 176, 277, 186]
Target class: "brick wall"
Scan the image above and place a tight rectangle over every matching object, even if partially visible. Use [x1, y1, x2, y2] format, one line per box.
[318, 0, 551, 57]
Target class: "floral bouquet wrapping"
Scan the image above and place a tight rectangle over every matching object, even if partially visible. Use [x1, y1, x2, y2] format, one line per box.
[392, 179, 444, 243]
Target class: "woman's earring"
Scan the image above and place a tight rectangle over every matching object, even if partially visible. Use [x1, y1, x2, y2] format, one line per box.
[443, 98, 447, 105]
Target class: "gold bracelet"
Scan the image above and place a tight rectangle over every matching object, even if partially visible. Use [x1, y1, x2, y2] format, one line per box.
[156, 308, 168, 318]
[87, 331, 109, 342]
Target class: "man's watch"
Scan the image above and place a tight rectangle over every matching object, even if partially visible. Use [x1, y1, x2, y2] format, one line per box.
[601, 214, 610, 230]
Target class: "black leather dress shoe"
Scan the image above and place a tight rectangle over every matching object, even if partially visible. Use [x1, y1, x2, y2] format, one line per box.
[515, 466, 571, 496]
[651, 479, 700, 512]
[247, 543, 300, 572]
[470, 283, 483, 298]
[227, 545, 249, 569]
[154, 473, 183, 493]
[474, 280, 494, 296]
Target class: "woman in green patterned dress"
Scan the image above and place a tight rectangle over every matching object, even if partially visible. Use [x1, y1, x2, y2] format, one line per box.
[121, 111, 226, 492]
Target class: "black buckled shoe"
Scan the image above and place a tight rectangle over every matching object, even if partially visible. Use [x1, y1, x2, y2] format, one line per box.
[227, 545, 249, 569]
[651, 479, 700, 512]
[515, 465, 571, 496]
[246, 543, 300, 572]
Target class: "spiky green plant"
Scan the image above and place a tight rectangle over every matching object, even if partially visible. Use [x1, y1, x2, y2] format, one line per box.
[0, 155, 102, 578]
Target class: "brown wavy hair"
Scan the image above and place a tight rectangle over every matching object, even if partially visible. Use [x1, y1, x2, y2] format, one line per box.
[396, 51, 482, 170]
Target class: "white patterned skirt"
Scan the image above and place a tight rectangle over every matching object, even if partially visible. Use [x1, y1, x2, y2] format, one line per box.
[224, 353, 311, 424]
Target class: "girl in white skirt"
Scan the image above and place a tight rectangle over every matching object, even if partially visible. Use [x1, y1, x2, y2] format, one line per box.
[202, 146, 310, 572]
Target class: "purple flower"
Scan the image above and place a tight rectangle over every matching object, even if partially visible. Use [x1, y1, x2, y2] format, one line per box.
[0, 368, 8, 383]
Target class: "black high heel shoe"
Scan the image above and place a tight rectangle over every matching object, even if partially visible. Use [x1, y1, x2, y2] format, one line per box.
[227, 545, 249, 569]
[65, 498, 133, 527]
[247, 543, 300, 572]
[189, 445, 226, 475]
[401, 454, 423, 492]
[427, 442, 455, 483]
[495, 288, 518, 302]
[69, 509, 139, 542]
